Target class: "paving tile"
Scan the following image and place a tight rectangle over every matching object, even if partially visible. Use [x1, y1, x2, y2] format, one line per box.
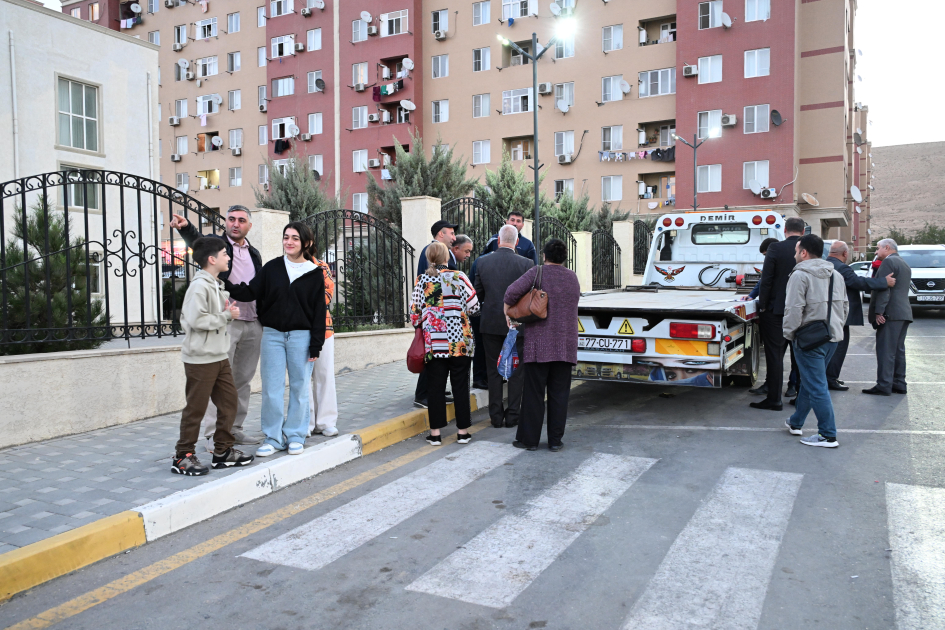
[52, 498, 77, 506]
[91, 498, 115, 507]
[30, 511, 55, 520]
[147, 487, 170, 494]
[36, 487, 58, 494]
[4, 525, 30, 535]
[91, 476, 112, 483]
[70, 511, 98, 520]
[21, 477, 41, 483]
[47, 525, 76, 535]
[3, 527, 55, 547]
[13, 498, 36, 507]
[0, 512, 12, 520]
[72, 486, 95, 493]
[56, 476, 77, 482]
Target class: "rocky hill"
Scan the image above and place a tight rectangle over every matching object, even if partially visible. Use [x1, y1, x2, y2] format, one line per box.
[870, 142, 945, 237]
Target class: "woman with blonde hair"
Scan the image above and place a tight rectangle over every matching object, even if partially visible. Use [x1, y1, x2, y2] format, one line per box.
[409, 241, 480, 445]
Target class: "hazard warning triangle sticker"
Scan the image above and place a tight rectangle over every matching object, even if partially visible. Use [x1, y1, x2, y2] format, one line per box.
[617, 319, 634, 335]
[578, 320, 585, 333]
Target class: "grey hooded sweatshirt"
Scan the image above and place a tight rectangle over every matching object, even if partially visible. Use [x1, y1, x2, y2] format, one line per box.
[782, 258, 849, 343]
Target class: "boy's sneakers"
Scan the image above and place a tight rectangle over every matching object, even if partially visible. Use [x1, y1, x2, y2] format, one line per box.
[172, 453, 209, 476]
[426, 433, 442, 446]
[800, 434, 839, 448]
[211, 448, 255, 469]
[784, 420, 803, 436]
[287, 442, 304, 455]
[456, 432, 472, 444]
[255, 444, 277, 457]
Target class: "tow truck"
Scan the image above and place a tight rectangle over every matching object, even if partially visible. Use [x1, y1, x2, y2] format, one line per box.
[574, 209, 785, 388]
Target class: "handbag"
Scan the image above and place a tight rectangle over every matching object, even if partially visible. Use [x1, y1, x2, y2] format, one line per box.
[794, 273, 835, 351]
[497, 328, 520, 380]
[406, 327, 426, 373]
[507, 266, 548, 324]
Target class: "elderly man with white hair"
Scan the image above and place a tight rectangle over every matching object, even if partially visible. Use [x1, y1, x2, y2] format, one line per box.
[864, 239, 913, 396]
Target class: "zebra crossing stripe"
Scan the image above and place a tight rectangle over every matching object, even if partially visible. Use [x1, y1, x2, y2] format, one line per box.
[886, 483, 945, 630]
[621, 467, 803, 630]
[405, 453, 657, 608]
[240, 441, 521, 571]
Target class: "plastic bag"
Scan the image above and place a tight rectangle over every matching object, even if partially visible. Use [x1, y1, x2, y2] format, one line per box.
[497, 328, 520, 380]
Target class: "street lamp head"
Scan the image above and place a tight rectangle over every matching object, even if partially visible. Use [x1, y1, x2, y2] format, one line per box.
[497, 34, 509, 45]
[556, 17, 577, 39]
[672, 133, 680, 140]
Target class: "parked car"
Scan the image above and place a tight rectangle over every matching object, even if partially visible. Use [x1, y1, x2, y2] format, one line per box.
[899, 245, 945, 310]
[850, 260, 872, 278]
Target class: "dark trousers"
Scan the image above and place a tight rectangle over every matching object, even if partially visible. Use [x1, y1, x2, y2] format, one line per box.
[471, 316, 488, 386]
[415, 368, 428, 403]
[517, 361, 572, 448]
[826, 324, 851, 382]
[482, 332, 526, 426]
[177, 359, 237, 457]
[427, 356, 472, 430]
[760, 311, 788, 403]
[875, 320, 910, 393]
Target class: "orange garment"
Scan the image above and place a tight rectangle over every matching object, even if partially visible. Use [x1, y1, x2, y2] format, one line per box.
[315, 259, 334, 339]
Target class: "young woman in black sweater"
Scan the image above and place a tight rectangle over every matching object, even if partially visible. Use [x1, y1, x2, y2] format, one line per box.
[226, 222, 326, 457]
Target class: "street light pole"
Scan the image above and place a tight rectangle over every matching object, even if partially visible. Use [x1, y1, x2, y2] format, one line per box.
[673, 133, 706, 211]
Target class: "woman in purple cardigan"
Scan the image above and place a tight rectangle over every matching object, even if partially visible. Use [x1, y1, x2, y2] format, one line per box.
[503, 239, 581, 451]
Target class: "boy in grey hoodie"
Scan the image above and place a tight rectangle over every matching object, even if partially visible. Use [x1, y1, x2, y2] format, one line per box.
[172, 238, 255, 475]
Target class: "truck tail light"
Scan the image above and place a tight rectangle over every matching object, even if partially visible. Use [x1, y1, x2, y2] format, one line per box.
[631, 339, 646, 352]
[662, 218, 672, 227]
[752, 215, 763, 225]
[766, 215, 776, 225]
[674, 217, 684, 227]
[669, 323, 716, 339]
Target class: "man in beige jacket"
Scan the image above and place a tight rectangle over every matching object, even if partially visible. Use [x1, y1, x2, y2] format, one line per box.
[782, 234, 849, 448]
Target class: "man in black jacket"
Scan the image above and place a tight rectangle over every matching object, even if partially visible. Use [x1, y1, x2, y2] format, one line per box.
[825, 241, 895, 390]
[169, 206, 264, 448]
[751, 217, 805, 411]
[480, 211, 539, 264]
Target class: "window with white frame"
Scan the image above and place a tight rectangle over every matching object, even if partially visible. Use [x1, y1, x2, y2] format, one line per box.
[432, 100, 449, 123]
[744, 104, 769, 133]
[432, 54, 448, 78]
[351, 106, 368, 128]
[554, 179, 574, 201]
[555, 33, 574, 59]
[270, 0, 292, 17]
[502, 0, 530, 20]
[70, 7, 80, 18]
[554, 131, 574, 156]
[432, 9, 447, 32]
[602, 175, 622, 202]
[271, 35, 294, 57]
[227, 52, 241, 72]
[158, 103, 162, 122]
[272, 77, 294, 97]
[258, 164, 268, 184]
[307, 28, 321, 50]
[174, 98, 187, 118]
[147, 0, 159, 13]
[660, 124, 676, 146]
[196, 94, 220, 115]
[352, 62, 368, 85]
[175, 135, 188, 155]
[601, 75, 624, 102]
[473, 0, 490, 25]
[258, 125, 267, 145]
[698, 109, 722, 139]
[176, 172, 190, 191]
[62, 165, 100, 209]
[352, 192, 368, 212]
[257, 6, 265, 26]
[660, 21, 676, 42]
[555, 82, 574, 106]
[228, 90, 241, 110]
[473, 47, 490, 72]
[699, 1, 722, 29]
[227, 12, 240, 32]
[473, 140, 491, 164]
[743, 160, 769, 189]
[271, 159, 290, 177]
[196, 56, 218, 77]
[308, 70, 322, 92]
[229, 128, 243, 148]
[601, 125, 623, 151]
[309, 154, 323, 175]
[381, 10, 407, 36]
[352, 19, 367, 42]
[745, 48, 770, 77]
[258, 85, 267, 105]
[88, 3, 99, 20]
[174, 24, 186, 44]
[502, 87, 532, 114]
[258, 47, 267, 67]
[697, 164, 722, 192]
[638, 68, 676, 97]
[396, 106, 410, 124]
[271, 117, 293, 139]
[148, 31, 160, 45]
[698, 55, 722, 83]
[229, 167, 242, 187]
[307, 113, 322, 134]
[473, 93, 490, 118]
[57, 78, 98, 151]
[195, 17, 217, 39]
[745, 0, 770, 22]
[602, 24, 623, 52]
[353, 149, 368, 172]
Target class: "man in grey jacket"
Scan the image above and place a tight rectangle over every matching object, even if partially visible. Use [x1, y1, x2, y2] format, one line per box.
[783, 234, 849, 448]
[864, 239, 913, 396]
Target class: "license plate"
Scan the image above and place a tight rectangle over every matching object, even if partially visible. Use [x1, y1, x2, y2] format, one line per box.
[579, 337, 630, 351]
[917, 295, 945, 302]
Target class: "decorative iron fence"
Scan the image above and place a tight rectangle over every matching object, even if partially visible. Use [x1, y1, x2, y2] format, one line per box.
[633, 219, 653, 275]
[535, 215, 577, 271]
[591, 230, 621, 290]
[441, 197, 505, 274]
[1, 170, 224, 354]
[301, 209, 415, 332]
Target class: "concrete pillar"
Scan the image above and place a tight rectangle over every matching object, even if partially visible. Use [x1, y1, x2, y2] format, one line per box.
[401, 196, 441, 260]
[251, 207, 291, 261]
[611, 220, 634, 288]
[572, 231, 593, 292]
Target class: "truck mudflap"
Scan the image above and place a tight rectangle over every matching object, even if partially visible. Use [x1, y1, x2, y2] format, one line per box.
[572, 357, 722, 388]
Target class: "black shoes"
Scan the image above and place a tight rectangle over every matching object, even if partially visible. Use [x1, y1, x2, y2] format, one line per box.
[828, 380, 849, 391]
[426, 433, 442, 445]
[513, 440, 538, 451]
[171, 453, 209, 476]
[749, 399, 783, 411]
[748, 384, 769, 395]
[892, 388, 907, 394]
[211, 448, 254, 469]
[785, 386, 797, 398]
[549, 444, 563, 452]
[457, 432, 472, 444]
[491, 419, 505, 428]
[414, 399, 428, 409]
[862, 387, 891, 396]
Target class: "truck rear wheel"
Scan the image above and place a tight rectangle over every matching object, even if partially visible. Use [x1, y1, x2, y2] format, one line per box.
[730, 323, 760, 387]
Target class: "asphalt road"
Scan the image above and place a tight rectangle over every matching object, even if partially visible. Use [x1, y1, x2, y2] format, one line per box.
[2, 311, 943, 630]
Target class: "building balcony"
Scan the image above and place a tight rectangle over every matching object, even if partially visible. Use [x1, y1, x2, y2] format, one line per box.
[639, 16, 676, 47]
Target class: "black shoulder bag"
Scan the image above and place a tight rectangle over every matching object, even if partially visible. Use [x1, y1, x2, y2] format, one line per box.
[794, 273, 835, 351]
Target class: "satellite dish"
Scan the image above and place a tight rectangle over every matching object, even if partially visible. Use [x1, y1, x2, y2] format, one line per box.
[856, 127, 862, 135]
[749, 180, 762, 195]
[399, 99, 416, 111]
[855, 205, 862, 214]
[312, 170, 321, 180]
[856, 146, 863, 154]
[177, 58, 190, 69]
[403, 58, 414, 70]
[850, 185, 863, 203]
[721, 12, 732, 28]
[853, 132, 863, 145]
[130, 2, 142, 12]
[288, 124, 300, 137]
[360, 10, 372, 22]
[211, 136, 223, 147]
[314, 78, 326, 91]
[801, 193, 819, 206]
[619, 79, 631, 94]
[312, 0, 324, 7]
[867, 229, 872, 235]
[549, 3, 561, 16]
[771, 109, 783, 127]
[556, 99, 569, 113]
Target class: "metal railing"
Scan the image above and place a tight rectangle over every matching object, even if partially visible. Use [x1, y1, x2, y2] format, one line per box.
[535, 215, 577, 271]
[633, 219, 654, 275]
[441, 197, 505, 274]
[592, 229, 622, 290]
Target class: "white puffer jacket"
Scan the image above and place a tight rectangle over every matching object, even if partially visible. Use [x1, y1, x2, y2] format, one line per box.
[782, 258, 849, 343]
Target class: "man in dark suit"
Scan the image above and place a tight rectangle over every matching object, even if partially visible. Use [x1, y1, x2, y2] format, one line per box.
[825, 241, 895, 390]
[751, 217, 805, 411]
[865, 239, 913, 396]
[474, 225, 535, 428]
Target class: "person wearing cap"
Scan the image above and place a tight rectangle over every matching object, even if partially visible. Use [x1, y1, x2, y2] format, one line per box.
[169, 206, 265, 450]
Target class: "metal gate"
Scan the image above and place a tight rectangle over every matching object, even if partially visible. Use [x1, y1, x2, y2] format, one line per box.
[633, 219, 653, 275]
[591, 229, 621, 290]
[535, 215, 577, 271]
[441, 197, 504, 274]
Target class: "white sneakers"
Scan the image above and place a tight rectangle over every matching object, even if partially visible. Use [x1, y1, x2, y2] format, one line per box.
[255, 444, 276, 457]
[320, 426, 339, 437]
[288, 442, 304, 455]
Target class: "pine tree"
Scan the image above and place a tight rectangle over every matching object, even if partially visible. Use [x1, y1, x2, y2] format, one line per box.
[597, 202, 631, 233]
[473, 150, 551, 220]
[544, 192, 599, 232]
[254, 150, 347, 221]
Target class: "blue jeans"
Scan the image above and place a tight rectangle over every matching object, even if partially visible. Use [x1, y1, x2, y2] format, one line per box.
[260, 327, 314, 449]
[789, 340, 838, 438]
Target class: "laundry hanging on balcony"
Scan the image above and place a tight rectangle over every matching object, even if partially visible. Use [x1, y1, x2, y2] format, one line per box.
[119, 15, 142, 28]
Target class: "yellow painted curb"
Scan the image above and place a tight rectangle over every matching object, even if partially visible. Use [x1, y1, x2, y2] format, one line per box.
[0, 510, 146, 602]
[353, 394, 479, 456]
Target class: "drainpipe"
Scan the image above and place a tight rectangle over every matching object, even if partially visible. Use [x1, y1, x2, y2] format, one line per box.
[9, 31, 20, 178]
[332, 0, 341, 196]
[147, 72, 159, 324]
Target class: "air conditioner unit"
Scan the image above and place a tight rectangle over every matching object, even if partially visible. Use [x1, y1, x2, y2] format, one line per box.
[682, 65, 698, 78]
[172, 43, 183, 52]
[367, 113, 380, 123]
[558, 154, 572, 164]
[721, 114, 737, 127]
[300, 7, 311, 16]
[294, 42, 305, 52]
[263, 182, 269, 191]
[354, 83, 366, 92]
[300, 133, 312, 141]
[164, 0, 174, 7]
[259, 103, 267, 112]
[185, 71, 195, 80]
[760, 188, 776, 199]
[434, 30, 447, 40]
[170, 154, 181, 162]
[381, 110, 391, 123]
[368, 158, 381, 168]
[168, 116, 180, 126]
[232, 147, 242, 156]
[538, 82, 553, 95]
[367, 25, 378, 36]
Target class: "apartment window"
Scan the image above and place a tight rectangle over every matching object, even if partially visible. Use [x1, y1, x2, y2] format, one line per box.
[396, 106, 410, 124]
[743, 160, 769, 189]
[660, 22, 676, 42]
[502, 0, 529, 20]
[473, 1, 490, 25]
[697, 164, 722, 192]
[196, 94, 221, 115]
[258, 125, 267, 145]
[699, 1, 722, 29]
[70, 7, 80, 18]
[554, 131, 574, 156]
[258, 85, 267, 106]
[258, 164, 268, 184]
[195, 17, 217, 39]
[196, 56, 218, 78]
[229, 167, 242, 187]
[353, 149, 368, 172]
[175, 135, 188, 155]
[176, 172, 190, 191]
[509, 139, 531, 160]
[660, 125, 676, 146]
[57, 78, 98, 152]
[473, 93, 490, 118]
[61, 165, 100, 210]
[698, 55, 722, 84]
[554, 179, 574, 201]
[381, 10, 408, 36]
[602, 175, 622, 202]
[745, 0, 770, 22]
[88, 3, 99, 20]
[352, 192, 368, 212]
[229, 128, 243, 148]
[502, 88, 532, 114]
[307, 28, 321, 51]
[638, 68, 676, 97]
[226, 52, 241, 73]
[227, 12, 240, 32]
[228, 90, 241, 110]
[698, 110, 722, 139]
[432, 100, 449, 123]
[271, 35, 294, 58]
[601, 75, 624, 102]
[745, 48, 770, 78]
[174, 24, 186, 44]
[148, 31, 160, 45]
[554, 34, 574, 59]
[308, 112, 322, 134]
[272, 77, 294, 97]
[602, 25, 623, 52]
[601, 125, 623, 151]
[555, 82, 574, 107]
[432, 55, 449, 78]
[472, 47, 491, 72]
[744, 104, 770, 134]
[352, 19, 367, 42]
[175, 98, 187, 117]
[258, 47, 267, 67]
[148, 0, 158, 12]
[257, 6, 266, 26]
[352, 106, 368, 129]
[432, 9, 447, 32]
[352, 62, 369, 85]
[270, 0, 292, 17]
[309, 154, 323, 175]
[308, 70, 323, 92]
[473, 140, 491, 164]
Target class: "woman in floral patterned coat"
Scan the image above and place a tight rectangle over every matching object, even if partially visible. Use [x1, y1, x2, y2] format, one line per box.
[409, 241, 480, 445]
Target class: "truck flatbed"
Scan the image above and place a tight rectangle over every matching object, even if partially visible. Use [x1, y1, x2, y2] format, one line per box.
[579, 289, 755, 322]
